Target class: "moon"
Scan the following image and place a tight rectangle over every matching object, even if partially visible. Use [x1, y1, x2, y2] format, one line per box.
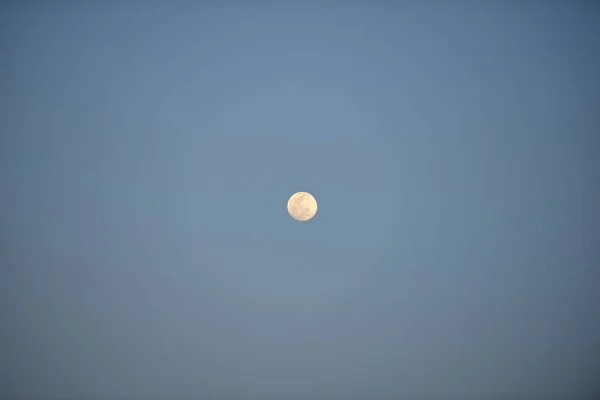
[287, 192, 318, 222]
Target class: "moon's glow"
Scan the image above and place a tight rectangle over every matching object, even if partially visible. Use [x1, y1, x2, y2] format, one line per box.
[287, 192, 318, 221]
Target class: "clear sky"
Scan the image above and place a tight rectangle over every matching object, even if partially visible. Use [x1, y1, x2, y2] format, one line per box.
[1, 2, 599, 399]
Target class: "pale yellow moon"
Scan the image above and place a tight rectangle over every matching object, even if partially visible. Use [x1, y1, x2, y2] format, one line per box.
[287, 192, 318, 221]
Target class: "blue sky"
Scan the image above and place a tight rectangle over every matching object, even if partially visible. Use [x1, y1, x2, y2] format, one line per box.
[1, 3, 599, 398]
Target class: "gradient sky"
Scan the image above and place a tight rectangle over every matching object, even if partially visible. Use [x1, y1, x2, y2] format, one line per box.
[1, 3, 599, 399]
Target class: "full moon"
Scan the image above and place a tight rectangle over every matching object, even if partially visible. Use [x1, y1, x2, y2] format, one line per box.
[287, 192, 318, 221]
